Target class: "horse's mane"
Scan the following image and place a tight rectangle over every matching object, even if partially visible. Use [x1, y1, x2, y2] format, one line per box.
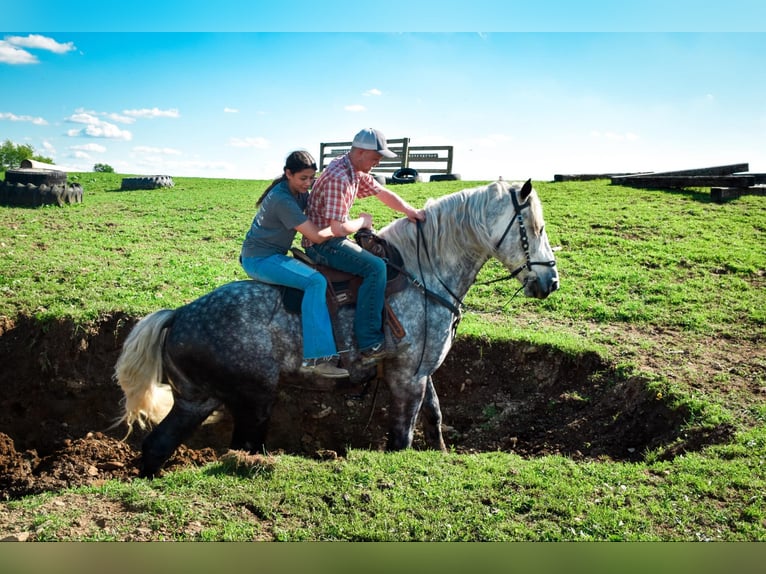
[380, 180, 544, 270]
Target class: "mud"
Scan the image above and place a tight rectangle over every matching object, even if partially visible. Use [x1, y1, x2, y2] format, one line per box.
[0, 313, 737, 500]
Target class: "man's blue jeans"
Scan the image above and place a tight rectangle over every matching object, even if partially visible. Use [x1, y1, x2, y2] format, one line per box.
[241, 254, 338, 360]
[306, 237, 387, 352]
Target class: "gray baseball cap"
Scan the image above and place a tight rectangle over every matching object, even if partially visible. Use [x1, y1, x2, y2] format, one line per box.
[351, 128, 397, 158]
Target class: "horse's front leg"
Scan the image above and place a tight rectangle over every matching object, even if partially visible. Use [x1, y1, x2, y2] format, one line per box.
[420, 376, 447, 452]
[386, 374, 428, 450]
[141, 397, 220, 478]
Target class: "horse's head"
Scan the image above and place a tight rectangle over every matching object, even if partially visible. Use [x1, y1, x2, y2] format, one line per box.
[491, 179, 559, 299]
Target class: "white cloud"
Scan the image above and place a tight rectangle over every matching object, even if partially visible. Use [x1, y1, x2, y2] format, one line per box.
[105, 112, 136, 124]
[224, 107, 239, 113]
[133, 145, 182, 156]
[0, 34, 76, 65]
[68, 111, 100, 124]
[0, 41, 37, 64]
[42, 140, 56, 154]
[345, 104, 367, 112]
[66, 112, 132, 140]
[123, 107, 180, 119]
[0, 111, 47, 125]
[228, 136, 270, 149]
[73, 108, 135, 124]
[6, 34, 76, 54]
[67, 125, 132, 140]
[363, 89, 382, 97]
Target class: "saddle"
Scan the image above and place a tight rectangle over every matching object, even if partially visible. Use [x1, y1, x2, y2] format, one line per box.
[281, 229, 408, 340]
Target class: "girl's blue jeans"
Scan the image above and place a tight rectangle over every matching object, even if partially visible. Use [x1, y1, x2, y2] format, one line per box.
[306, 237, 386, 352]
[241, 254, 338, 360]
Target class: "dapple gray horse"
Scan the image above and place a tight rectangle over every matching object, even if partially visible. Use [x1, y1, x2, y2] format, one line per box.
[114, 179, 559, 476]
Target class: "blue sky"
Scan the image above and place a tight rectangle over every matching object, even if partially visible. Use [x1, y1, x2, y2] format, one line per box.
[2, 2, 765, 181]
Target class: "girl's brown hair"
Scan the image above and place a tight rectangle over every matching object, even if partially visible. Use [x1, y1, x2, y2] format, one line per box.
[256, 150, 317, 206]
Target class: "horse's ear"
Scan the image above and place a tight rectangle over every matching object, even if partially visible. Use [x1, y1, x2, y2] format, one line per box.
[520, 178, 533, 201]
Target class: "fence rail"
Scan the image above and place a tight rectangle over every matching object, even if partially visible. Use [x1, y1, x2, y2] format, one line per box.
[319, 138, 454, 175]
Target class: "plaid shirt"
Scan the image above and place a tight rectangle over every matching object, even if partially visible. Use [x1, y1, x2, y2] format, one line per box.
[302, 154, 381, 247]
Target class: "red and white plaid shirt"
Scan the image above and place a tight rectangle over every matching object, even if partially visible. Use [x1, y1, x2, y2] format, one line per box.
[302, 154, 382, 247]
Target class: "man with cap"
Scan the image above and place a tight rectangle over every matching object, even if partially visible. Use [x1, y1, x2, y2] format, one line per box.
[302, 128, 425, 364]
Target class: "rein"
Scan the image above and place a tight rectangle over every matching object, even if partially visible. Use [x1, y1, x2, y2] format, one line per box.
[414, 221, 464, 320]
[383, 237, 462, 320]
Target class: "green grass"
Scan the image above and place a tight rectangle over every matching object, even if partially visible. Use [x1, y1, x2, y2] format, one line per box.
[10, 433, 765, 541]
[1, 172, 765, 541]
[2, 175, 764, 338]
[471, 180, 765, 335]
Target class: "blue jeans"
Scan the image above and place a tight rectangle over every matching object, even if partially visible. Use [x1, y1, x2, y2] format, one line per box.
[241, 254, 338, 360]
[306, 237, 386, 352]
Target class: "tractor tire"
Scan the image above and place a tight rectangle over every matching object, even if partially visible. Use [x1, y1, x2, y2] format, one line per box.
[0, 180, 83, 207]
[120, 175, 175, 190]
[429, 173, 461, 182]
[4, 168, 67, 187]
[391, 167, 420, 184]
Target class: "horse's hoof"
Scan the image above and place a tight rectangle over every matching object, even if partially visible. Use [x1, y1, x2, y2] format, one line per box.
[138, 465, 159, 479]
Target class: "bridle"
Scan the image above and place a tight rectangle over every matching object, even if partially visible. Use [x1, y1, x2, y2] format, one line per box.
[413, 184, 556, 315]
[384, 183, 556, 375]
[483, 184, 558, 286]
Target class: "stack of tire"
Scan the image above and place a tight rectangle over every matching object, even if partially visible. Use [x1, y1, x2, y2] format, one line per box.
[384, 168, 462, 184]
[390, 168, 420, 184]
[0, 169, 83, 207]
[120, 175, 175, 190]
[429, 173, 461, 182]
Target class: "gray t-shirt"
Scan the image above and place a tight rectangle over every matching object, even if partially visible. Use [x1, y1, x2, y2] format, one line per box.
[241, 180, 308, 258]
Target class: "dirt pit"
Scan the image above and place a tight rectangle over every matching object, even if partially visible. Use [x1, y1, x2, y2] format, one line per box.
[0, 313, 734, 501]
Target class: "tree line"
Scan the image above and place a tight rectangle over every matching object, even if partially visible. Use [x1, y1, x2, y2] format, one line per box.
[0, 139, 113, 173]
[0, 139, 52, 170]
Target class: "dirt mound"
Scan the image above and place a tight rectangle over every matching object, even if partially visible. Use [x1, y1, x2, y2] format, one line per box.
[0, 431, 218, 500]
[0, 314, 735, 500]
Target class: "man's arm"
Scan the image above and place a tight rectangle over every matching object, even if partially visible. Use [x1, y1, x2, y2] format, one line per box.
[328, 213, 373, 237]
[375, 188, 426, 222]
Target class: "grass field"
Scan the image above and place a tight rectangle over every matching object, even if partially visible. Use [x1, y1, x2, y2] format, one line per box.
[0, 171, 764, 542]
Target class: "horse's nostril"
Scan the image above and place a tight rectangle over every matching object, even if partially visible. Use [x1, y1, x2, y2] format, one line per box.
[551, 278, 560, 292]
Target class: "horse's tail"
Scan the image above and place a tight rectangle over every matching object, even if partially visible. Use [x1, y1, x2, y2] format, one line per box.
[113, 309, 176, 434]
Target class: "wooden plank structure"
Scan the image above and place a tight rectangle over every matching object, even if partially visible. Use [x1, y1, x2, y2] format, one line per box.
[608, 163, 766, 203]
[319, 137, 454, 176]
[553, 172, 641, 182]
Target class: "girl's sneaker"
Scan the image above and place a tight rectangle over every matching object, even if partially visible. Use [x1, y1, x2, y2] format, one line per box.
[300, 358, 349, 379]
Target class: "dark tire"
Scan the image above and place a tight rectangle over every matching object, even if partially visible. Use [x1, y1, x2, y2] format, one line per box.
[62, 183, 83, 205]
[5, 168, 67, 187]
[429, 173, 461, 182]
[0, 180, 83, 207]
[391, 167, 419, 184]
[120, 175, 174, 190]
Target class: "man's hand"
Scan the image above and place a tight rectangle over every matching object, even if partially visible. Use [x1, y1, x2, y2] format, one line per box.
[359, 212, 374, 229]
[404, 207, 426, 223]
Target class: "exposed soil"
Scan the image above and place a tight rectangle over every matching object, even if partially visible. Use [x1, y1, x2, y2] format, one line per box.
[1, 312, 762, 505]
